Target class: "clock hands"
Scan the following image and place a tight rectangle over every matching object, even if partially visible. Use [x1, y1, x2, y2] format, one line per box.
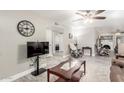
[24, 27, 30, 30]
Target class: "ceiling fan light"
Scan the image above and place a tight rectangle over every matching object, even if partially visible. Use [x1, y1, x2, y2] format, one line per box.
[84, 18, 93, 23]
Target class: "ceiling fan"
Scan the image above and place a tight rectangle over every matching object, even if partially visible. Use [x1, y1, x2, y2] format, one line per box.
[73, 10, 106, 22]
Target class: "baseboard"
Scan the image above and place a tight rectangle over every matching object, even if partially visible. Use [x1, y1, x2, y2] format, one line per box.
[0, 69, 34, 82]
[0, 55, 69, 82]
[0, 64, 46, 82]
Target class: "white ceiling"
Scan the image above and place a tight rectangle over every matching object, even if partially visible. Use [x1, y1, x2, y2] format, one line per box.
[2, 10, 124, 30]
[34, 10, 124, 30]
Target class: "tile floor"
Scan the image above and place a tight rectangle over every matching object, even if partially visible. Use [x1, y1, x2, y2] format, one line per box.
[14, 56, 112, 82]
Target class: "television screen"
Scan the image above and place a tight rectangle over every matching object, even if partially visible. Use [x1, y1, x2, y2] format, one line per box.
[27, 42, 49, 58]
[43, 42, 49, 54]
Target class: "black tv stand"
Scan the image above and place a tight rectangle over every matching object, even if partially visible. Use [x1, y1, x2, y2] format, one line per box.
[31, 55, 46, 76]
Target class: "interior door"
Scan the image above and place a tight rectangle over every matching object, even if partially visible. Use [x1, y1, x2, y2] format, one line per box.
[53, 31, 64, 55]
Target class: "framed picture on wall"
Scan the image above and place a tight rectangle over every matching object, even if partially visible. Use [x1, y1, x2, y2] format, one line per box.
[69, 33, 73, 39]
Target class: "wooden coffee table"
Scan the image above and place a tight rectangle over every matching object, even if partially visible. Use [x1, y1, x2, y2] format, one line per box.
[47, 59, 86, 82]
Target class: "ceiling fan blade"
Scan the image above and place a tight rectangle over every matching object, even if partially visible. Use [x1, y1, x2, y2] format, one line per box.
[120, 31, 124, 33]
[95, 10, 105, 15]
[93, 16, 106, 19]
[72, 18, 84, 22]
[76, 12, 85, 17]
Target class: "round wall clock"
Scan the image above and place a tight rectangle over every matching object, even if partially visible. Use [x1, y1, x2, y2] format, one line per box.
[17, 20, 35, 37]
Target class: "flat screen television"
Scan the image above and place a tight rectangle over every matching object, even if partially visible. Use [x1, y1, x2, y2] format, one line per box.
[27, 42, 49, 58]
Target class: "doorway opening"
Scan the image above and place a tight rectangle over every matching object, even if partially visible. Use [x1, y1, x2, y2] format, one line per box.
[53, 31, 64, 56]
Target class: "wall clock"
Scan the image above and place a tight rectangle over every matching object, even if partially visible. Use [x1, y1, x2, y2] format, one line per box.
[17, 20, 35, 37]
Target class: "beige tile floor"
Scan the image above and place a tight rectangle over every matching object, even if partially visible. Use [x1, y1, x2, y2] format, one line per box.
[14, 56, 112, 82]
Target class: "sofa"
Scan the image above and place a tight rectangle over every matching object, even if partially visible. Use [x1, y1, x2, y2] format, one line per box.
[110, 59, 124, 82]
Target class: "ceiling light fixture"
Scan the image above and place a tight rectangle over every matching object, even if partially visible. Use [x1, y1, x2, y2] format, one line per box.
[83, 18, 93, 23]
[74, 10, 106, 23]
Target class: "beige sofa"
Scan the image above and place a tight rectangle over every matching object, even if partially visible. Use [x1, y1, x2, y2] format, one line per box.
[110, 59, 124, 82]
[110, 43, 124, 82]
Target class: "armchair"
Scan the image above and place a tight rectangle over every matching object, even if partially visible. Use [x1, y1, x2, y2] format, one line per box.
[69, 43, 83, 58]
[110, 59, 124, 82]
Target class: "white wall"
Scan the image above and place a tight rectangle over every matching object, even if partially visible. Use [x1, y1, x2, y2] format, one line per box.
[72, 27, 96, 56]
[46, 29, 53, 56]
[0, 11, 71, 79]
[0, 11, 50, 79]
[71, 26, 116, 56]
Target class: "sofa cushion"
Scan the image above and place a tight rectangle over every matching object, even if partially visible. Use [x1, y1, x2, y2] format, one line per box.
[110, 65, 124, 82]
[112, 59, 124, 67]
[110, 65, 122, 74]
[110, 73, 124, 82]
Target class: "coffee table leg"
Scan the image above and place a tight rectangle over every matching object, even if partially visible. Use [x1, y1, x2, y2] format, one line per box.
[90, 48, 92, 56]
[47, 69, 50, 82]
[84, 61, 86, 75]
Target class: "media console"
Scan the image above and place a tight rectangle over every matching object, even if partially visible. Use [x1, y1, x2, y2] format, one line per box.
[27, 41, 49, 76]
